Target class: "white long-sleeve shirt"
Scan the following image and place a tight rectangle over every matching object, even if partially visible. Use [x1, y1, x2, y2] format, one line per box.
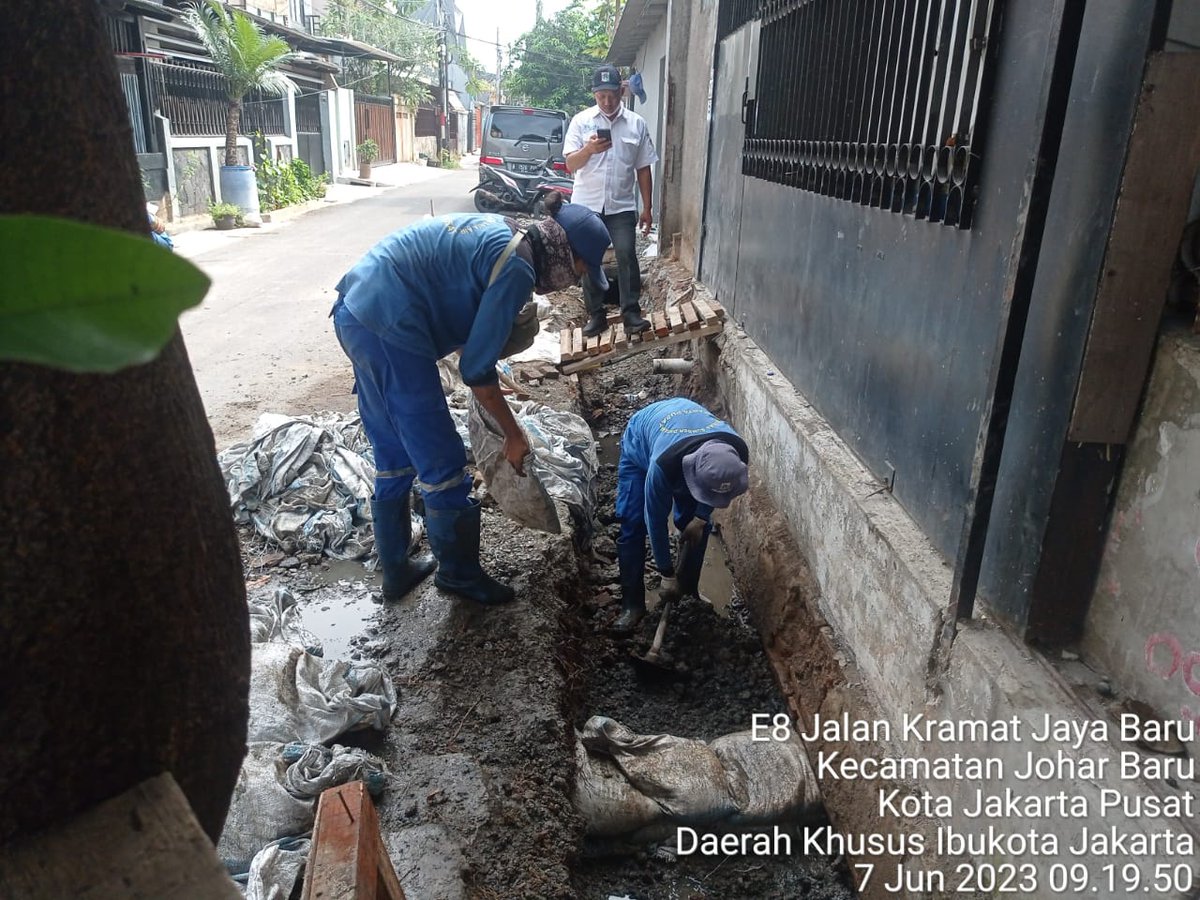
[564, 103, 658, 215]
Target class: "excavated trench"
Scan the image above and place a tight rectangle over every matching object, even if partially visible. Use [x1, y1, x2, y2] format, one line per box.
[233, 283, 856, 898]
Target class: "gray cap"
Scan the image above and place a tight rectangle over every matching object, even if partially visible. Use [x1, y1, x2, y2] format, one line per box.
[682, 442, 749, 508]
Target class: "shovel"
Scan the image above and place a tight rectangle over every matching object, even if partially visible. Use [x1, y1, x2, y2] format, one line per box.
[629, 537, 696, 676]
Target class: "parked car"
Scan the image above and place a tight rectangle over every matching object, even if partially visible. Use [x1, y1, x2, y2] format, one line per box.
[479, 105, 570, 180]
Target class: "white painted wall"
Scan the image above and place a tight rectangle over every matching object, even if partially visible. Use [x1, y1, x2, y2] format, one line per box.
[626, 14, 669, 221]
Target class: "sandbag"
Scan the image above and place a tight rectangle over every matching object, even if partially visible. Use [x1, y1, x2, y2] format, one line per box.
[574, 716, 824, 840]
[248, 643, 397, 744]
[709, 729, 822, 825]
[468, 395, 561, 533]
[242, 836, 311, 900]
[248, 587, 322, 655]
[580, 716, 737, 825]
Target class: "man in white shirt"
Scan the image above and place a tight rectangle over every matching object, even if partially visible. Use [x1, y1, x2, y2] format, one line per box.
[564, 65, 659, 338]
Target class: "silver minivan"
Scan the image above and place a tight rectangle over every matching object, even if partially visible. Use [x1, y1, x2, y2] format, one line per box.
[479, 105, 569, 177]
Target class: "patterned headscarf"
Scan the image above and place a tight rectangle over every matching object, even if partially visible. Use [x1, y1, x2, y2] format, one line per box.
[527, 216, 578, 293]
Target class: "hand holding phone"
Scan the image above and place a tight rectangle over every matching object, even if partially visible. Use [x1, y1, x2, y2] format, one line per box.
[596, 127, 612, 142]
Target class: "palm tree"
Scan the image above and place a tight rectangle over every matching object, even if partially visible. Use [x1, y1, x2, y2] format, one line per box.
[183, 0, 295, 167]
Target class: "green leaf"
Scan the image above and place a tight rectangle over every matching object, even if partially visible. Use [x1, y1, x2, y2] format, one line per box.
[0, 215, 211, 373]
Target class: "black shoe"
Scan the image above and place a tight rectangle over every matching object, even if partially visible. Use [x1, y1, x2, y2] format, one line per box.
[581, 310, 608, 338]
[425, 500, 515, 606]
[622, 306, 650, 334]
[608, 604, 646, 637]
[372, 495, 436, 602]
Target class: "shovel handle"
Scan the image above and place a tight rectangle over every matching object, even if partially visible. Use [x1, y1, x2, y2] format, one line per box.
[647, 596, 672, 656]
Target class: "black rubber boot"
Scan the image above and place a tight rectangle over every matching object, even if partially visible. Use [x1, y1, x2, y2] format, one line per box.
[609, 539, 647, 636]
[581, 309, 608, 338]
[425, 499, 515, 606]
[372, 494, 436, 601]
[621, 304, 651, 335]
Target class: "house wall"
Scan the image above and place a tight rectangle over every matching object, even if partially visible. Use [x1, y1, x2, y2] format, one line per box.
[626, 15, 669, 219]
[1083, 326, 1200, 750]
[322, 86, 356, 181]
[675, 0, 717, 270]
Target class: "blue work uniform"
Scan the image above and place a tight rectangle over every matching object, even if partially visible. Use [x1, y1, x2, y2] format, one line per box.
[616, 398, 749, 575]
[332, 214, 534, 510]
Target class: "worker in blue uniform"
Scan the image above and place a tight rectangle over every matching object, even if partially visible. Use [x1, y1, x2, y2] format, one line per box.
[611, 397, 750, 634]
[333, 193, 611, 606]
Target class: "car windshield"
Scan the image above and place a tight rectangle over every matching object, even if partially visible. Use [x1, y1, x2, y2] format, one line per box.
[489, 112, 563, 142]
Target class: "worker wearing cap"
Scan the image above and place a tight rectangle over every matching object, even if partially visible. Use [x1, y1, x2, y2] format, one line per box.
[564, 64, 659, 340]
[332, 196, 611, 607]
[610, 397, 750, 635]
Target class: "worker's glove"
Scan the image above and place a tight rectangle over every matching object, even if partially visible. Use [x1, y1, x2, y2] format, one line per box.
[659, 574, 681, 603]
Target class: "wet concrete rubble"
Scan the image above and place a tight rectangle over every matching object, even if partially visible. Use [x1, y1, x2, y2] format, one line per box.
[222, 271, 857, 899]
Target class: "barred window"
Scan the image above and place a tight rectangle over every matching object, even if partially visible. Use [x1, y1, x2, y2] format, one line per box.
[743, 0, 1002, 228]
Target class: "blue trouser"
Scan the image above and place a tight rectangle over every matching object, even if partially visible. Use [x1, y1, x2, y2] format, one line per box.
[582, 210, 639, 314]
[333, 299, 471, 510]
[615, 454, 708, 583]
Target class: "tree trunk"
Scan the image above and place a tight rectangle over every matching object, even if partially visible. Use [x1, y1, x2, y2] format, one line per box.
[225, 98, 242, 167]
[0, 1, 249, 846]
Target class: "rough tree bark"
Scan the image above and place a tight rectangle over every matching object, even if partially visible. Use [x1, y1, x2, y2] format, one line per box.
[225, 97, 242, 167]
[0, 3, 249, 844]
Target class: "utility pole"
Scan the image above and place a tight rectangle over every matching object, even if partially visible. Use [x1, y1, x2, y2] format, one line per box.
[495, 28, 502, 105]
[436, 0, 448, 158]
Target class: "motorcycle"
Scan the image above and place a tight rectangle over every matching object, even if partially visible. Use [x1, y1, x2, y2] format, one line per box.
[469, 137, 574, 216]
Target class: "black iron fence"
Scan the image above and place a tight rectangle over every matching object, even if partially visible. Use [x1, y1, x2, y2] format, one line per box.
[149, 61, 286, 137]
[742, 0, 1002, 228]
[717, 0, 758, 41]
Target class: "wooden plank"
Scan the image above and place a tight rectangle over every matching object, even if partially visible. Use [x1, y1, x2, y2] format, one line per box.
[586, 332, 600, 355]
[559, 328, 571, 362]
[606, 309, 623, 325]
[561, 321, 724, 374]
[598, 326, 614, 354]
[681, 301, 700, 329]
[1069, 53, 1200, 443]
[692, 296, 720, 325]
[571, 327, 583, 361]
[707, 297, 727, 320]
[0, 773, 240, 900]
[613, 322, 627, 348]
[303, 781, 406, 900]
[667, 304, 685, 333]
[653, 311, 670, 337]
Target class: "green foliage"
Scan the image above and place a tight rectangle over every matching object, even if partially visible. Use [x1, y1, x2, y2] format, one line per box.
[357, 139, 380, 164]
[457, 48, 489, 99]
[319, 0, 435, 100]
[256, 157, 328, 212]
[505, 0, 610, 113]
[209, 201, 241, 218]
[439, 149, 460, 169]
[183, 0, 296, 165]
[0, 215, 210, 373]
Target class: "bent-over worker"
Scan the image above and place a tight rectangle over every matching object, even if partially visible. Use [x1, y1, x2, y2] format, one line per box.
[333, 193, 611, 606]
[611, 397, 750, 634]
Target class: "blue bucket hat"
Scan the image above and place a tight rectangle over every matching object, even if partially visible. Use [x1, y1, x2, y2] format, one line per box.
[682, 441, 749, 508]
[553, 202, 611, 291]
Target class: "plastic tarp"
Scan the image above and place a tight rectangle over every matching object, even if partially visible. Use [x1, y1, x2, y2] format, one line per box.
[573, 716, 823, 842]
[249, 642, 397, 744]
[218, 412, 422, 561]
[220, 741, 386, 876]
[249, 587, 322, 656]
[241, 836, 311, 900]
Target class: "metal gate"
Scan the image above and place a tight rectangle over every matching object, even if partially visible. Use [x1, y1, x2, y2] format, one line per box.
[296, 92, 325, 176]
[354, 93, 396, 165]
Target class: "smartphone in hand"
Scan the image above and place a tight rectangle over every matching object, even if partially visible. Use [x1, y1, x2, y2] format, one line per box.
[596, 128, 612, 142]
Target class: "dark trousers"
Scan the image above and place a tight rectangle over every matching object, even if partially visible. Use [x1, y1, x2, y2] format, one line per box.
[583, 210, 640, 315]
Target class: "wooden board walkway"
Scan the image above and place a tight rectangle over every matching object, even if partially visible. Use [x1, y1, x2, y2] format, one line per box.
[559, 296, 726, 375]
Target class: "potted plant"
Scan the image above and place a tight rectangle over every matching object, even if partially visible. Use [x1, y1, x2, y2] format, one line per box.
[209, 201, 241, 230]
[357, 139, 379, 179]
[184, 0, 295, 225]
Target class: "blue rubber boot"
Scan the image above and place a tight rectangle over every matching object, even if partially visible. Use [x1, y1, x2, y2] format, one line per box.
[610, 539, 647, 636]
[425, 499, 514, 606]
[372, 495, 436, 601]
[676, 525, 711, 598]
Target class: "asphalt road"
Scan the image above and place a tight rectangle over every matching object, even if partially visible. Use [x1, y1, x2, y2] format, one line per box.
[179, 167, 479, 447]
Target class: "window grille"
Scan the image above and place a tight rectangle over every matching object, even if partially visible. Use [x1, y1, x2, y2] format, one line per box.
[743, 0, 1002, 228]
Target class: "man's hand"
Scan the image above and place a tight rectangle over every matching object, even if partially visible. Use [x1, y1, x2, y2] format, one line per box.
[659, 574, 681, 603]
[639, 207, 653, 235]
[502, 431, 531, 477]
[681, 517, 707, 548]
[586, 133, 612, 155]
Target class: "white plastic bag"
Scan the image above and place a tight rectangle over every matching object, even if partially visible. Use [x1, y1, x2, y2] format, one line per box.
[467, 396, 561, 533]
